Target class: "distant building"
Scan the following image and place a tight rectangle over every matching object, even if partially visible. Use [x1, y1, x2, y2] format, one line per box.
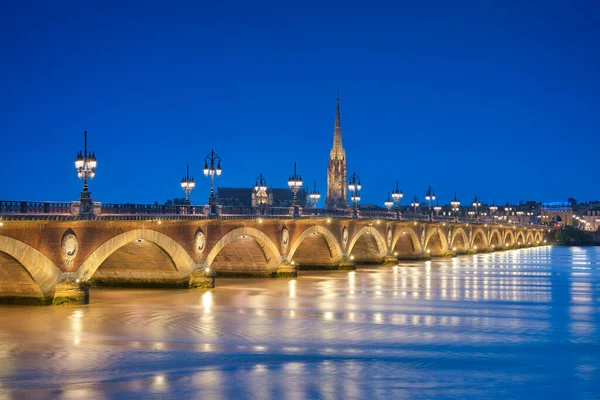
[582, 211, 600, 231]
[217, 187, 306, 208]
[541, 201, 573, 226]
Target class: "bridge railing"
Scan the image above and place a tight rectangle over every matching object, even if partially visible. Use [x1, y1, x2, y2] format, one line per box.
[100, 203, 205, 215]
[221, 206, 293, 217]
[0, 201, 73, 215]
[0, 200, 551, 228]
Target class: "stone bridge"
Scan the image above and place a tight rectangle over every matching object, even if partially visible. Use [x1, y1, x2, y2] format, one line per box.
[0, 215, 550, 305]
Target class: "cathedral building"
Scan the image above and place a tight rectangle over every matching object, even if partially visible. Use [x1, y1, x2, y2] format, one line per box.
[325, 96, 348, 209]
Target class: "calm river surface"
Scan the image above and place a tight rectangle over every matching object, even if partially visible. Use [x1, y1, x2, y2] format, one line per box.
[0, 246, 599, 399]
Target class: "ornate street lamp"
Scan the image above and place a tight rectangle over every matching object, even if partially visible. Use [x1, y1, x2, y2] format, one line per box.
[451, 191, 460, 222]
[74, 131, 97, 214]
[434, 200, 442, 218]
[472, 195, 482, 223]
[410, 196, 419, 220]
[180, 164, 195, 206]
[348, 172, 362, 219]
[254, 173, 268, 214]
[384, 192, 394, 212]
[516, 210, 524, 225]
[288, 162, 303, 218]
[526, 211, 533, 225]
[203, 150, 222, 216]
[425, 186, 436, 222]
[309, 181, 321, 208]
[489, 198, 498, 224]
[504, 202, 513, 224]
[391, 180, 403, 220]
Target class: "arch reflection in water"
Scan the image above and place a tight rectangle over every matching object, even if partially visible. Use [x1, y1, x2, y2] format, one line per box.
[0, 247, 597, 398]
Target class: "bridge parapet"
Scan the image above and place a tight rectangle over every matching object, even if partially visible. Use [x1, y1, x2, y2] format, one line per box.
[0, 200, 550, 229]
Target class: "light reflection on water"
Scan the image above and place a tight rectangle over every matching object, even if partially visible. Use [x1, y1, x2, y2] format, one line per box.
[0, 246, 599, 398]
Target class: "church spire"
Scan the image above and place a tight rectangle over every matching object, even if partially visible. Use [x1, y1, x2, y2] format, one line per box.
[326, 93, 348, 209]
[333, 94, 342, 150]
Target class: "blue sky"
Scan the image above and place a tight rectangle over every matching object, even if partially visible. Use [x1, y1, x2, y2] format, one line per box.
[1, 1, 598, 206]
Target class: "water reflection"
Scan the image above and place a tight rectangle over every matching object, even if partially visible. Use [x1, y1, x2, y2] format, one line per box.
[0, 246, 598, 398]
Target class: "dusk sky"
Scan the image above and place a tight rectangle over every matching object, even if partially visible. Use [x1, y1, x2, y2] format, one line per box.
[1, 1, 598, 206]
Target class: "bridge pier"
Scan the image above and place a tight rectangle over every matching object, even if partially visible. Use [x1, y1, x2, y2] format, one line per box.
[188, 269, 216, 289]
[294, 258, 355, 271]
[52, 280, 89, 305]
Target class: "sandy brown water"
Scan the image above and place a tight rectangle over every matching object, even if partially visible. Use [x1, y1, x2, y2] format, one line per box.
[0, 246, 598, 399]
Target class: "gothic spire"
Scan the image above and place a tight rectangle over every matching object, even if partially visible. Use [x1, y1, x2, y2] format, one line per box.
[333, 94, 342, 150]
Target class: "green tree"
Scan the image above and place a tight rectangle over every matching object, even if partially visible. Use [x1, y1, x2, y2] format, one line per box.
[555, 226, 588, 245]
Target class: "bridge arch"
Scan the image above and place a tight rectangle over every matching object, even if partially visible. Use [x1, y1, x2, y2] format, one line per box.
[450, 227, 469, 251]
[504, 230, 516, 246]
[525, 232, 534, 244]
[287, 225, 343, 265]
[516, 231, 526, 245]
[76, 229, 195, 282]
[534, 231, 543, 242]
[347, 226, 387, 261]
[204, 227, 282, 271]
[390, 226, 422, 254]
[489, 229, 502, 246]
[471, 228, 488, 248]
[424, 227, 449, 253]
[0, 235, 63, 298]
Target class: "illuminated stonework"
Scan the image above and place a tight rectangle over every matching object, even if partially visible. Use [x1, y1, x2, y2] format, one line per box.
[342, 226, 349, 249]
[387, 228, 393, 248]
[281, 227, 289, 253]
[194, 229, 206, 256]
[61, 230, 78, 268]
[325, 95, 348, 209]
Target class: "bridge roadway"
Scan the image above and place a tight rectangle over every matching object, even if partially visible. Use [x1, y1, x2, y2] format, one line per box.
[0, 202, 552, 305]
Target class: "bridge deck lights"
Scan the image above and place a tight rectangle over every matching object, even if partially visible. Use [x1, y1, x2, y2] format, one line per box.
[74, 131, 97, 214]
[180, 164, 195, 206]
[410, 196, 419, 220]
[204, 150, 222, 216]
[287, 162, 303, 218]
[384, 192, 394, 212]
[391, 180, 403, 220]
[308, 181, 321, 208]
[425, 186, 436, 222]
[254, 173, 268, 215]
[348, 172, 362, 219]
[472, 195, 482, 223]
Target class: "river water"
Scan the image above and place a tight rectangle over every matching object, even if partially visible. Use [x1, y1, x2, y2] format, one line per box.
[0, 246, 598, 399]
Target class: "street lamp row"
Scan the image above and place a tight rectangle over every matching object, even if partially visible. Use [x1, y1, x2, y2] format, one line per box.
[73, 132, 537, 223]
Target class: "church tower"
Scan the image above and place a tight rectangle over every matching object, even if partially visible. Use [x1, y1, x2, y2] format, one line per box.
[325, 95, 348, 209]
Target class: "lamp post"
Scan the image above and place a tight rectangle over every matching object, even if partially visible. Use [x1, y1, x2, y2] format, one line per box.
[254, 173, 268, 215]
[425, 186, 436, 222]
[451, 191, 460, 223]
[309, 181, 321, 208]
[74, 131, 97, 215]
[472, 195, 482, 223]
[526, 211, 533, 225]
[433, 200, 442, 219]
[384, 192, 394, 213]
[489, 199, 498, 224]
[391, 180, 403, 220]
[203, 150, 222, 216]
[504, 202, 513, 224]
[516, 210, 524, 225]
[410, 196, 419, 220]
[180, 164, 195, 206]
[288, 162, 303, 218]
[348, 172, 362, 219]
